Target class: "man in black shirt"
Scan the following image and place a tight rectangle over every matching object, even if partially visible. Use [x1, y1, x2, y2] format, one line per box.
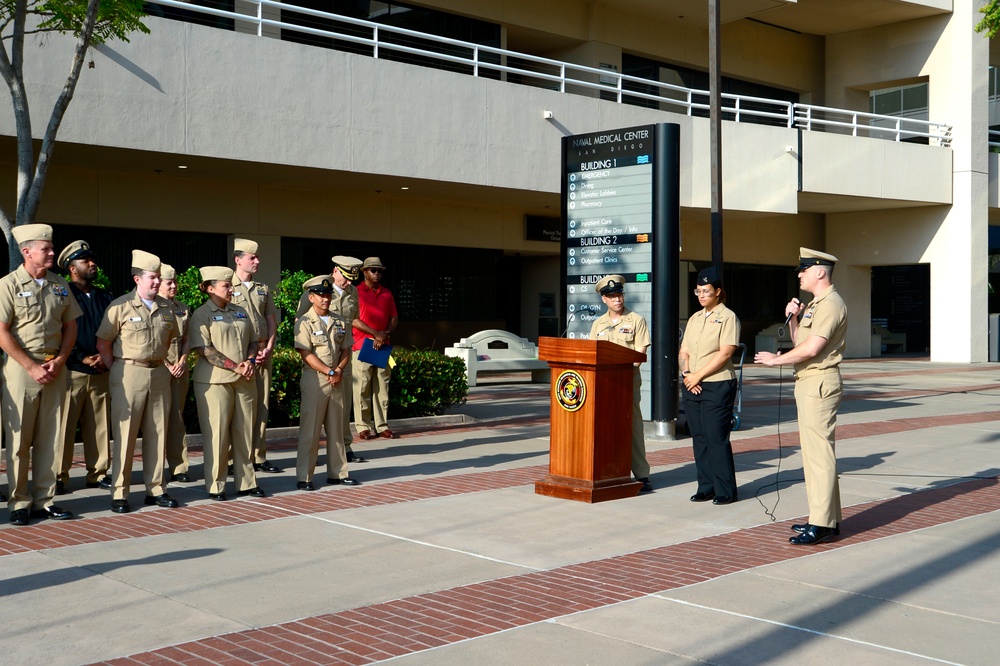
[56, 241, 115, 493]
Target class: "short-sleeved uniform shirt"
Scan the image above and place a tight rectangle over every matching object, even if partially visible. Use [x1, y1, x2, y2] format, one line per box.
[188, 300, 255, 384]
[96, 291, 177, 362]
[0, 265, 82, 356]
[164, 297, 191, 366]
[294, 308, 352, 369]
[353, 283, 397, 352]
[230, 275, 277, 343]
[296, 282, 359, 340]
[680, 302, 741, 382]
[588, 308, 650, 355]
[794, 285, 848, 374]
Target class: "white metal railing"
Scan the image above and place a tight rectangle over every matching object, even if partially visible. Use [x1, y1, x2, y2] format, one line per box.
[990, 130, 1000, 150]
[146, 0, 953, 147]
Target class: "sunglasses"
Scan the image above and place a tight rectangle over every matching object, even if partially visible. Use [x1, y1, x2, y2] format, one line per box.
[366, 268, 383, 273]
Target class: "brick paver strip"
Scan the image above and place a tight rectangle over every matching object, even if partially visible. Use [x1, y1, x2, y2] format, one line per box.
[91, 472, 1000, 666]
[3, 408, 1000, 555]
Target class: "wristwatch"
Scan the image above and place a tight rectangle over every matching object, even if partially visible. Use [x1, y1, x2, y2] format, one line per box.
[328, 368, 337, 377]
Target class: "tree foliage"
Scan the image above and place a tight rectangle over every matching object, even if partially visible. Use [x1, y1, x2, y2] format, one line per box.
[976, 1, 1000, 38]
[0, 0, 148, 271]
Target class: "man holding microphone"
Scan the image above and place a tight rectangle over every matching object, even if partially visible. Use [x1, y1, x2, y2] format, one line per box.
[754, 248, 847, 545]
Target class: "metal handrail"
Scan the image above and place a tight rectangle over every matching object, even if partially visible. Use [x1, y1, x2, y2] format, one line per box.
[147, 0, 954, 146]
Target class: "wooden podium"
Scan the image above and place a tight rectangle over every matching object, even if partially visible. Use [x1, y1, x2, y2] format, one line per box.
[535, 337, 646, 502]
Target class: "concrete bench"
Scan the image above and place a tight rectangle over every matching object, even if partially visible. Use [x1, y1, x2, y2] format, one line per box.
[754, 322, 795, 354]
[873, 325, 906, 353]
[444, 329, 550, 387]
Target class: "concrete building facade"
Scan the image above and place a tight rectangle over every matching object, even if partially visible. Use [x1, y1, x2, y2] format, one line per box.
[1, 0, 994, 360]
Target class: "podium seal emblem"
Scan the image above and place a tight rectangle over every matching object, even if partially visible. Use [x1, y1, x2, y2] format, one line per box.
[555, 370, 586, 412]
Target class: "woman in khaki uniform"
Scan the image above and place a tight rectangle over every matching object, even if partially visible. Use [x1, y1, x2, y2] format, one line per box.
[158, 264, 192, 483]
[188, 266, 262, 501]
[679, 266, 741, 505]
[294, 276, 359, 489]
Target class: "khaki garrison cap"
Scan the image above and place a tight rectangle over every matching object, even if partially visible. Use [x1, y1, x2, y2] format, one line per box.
[12, 223, 53, 245]
[160, 263, 177, 280]
[797, 247, 838, 272]
[132, 250, 161, 272]
[303, 275, 334, 295]
[58, 240, 94, 270]
[234, 238, 258, 254]
[331, 255, 362, 280]
[595, 274, 626, 296]
[200, 266, 233, 282]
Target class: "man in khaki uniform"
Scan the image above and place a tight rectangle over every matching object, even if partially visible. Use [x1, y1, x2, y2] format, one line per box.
[296, 255, 365, 462]
[230, 238, 281, 473]
[159, 264, 193, 483]
[588, 274, 652, 493]
[0, 223, 81, 525]
[96, 250, 179, 514]
[294, 276, 360, 488]
[754, 248, 848, 545]
[57, 240, 114, 494]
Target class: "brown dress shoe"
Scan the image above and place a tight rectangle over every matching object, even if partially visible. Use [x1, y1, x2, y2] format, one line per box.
[357, 429, 372, 440]
[379, 429, 395, 439]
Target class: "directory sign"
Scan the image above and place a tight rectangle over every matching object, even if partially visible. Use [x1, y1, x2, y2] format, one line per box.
[562, 125, 656, 413]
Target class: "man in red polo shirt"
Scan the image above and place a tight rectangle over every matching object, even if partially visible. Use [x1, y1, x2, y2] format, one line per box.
[352, 257, 398, 440]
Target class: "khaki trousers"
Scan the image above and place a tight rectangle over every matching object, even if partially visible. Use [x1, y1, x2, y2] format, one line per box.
[109, 362, 171, 500]
[630, 369, 650, 480]
[251, 357, 272, 464]
[2, 356, 69, 511]
[341, 360, 354, 448]
[296, 371, 348, 482]
[352, 352, 391, 434]
[195, 380, 257, 495]
[794, 371, 844, 528]
[60, 370, 111, 485]
[165, 370, 190, 475]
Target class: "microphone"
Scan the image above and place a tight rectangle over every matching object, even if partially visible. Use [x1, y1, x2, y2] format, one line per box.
[780, 299, 802, 339]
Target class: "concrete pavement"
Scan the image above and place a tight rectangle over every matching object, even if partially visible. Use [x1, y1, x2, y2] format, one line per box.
[2, 358, 999, 665]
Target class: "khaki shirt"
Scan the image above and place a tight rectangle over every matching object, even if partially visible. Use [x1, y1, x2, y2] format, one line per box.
[296, 283, 359, 349]
[96, 291, 177, 362]
[588, 308, 650, 355]
[794, 284, 848, 375]
[680, 302, 741, 382]
[188, 300, 255, 384]
[164, 297, 191, 366]
[230, 276, 277, 342]
[0, 265, 82, 357]
[294, 308, 351, 370]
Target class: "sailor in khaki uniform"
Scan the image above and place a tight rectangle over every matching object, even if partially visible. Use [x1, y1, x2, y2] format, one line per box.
[296, 255, 365, 462]
[0, 223, 81, 525]
[96, 250, 178, 513]
[230, 238, 281, 473]
[754, 248, 848, 545]
[587, 275, 653, 493]
[294, 276, 360, 489]
[158, 264, 193, 483]
[189, 266, 263, 500]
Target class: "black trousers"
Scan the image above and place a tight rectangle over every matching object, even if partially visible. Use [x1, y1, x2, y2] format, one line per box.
[684, 379, 738, 498]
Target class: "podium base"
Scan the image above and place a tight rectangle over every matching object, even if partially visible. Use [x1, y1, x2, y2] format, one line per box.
[534, 475, 642, 503]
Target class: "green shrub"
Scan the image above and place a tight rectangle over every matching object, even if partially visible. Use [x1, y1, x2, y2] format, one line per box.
[388, 348, 468, 418]
[176, 265, 208, 310]
[270, 346, 304, 425]
[274, 269, 311, 348]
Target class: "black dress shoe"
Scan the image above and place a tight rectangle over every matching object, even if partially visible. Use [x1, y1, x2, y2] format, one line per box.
[792, 522, 840, 535]
[327, 477, 361, 486]
[638, 478, 653, 493]
[254, 461, 282, 473]
[145, 494, 179, 508]
[111, 499, 130, 513]
[55, 480, 69, 495]
[712, 495, 738, 505]
[296, 481, 315, 491]
[690, 492, 716, 502]
[346, 450, 368, 464]
[31, 505, 74, 520]
[85, 480, 101, 488]
[208, 493, 227, 501]
[789, 524, 838, 545]
[99, 476, 112, 490]
[171, 473, 192, 483]
[9, 509, 29, 525]
[238, 487, 266, 497]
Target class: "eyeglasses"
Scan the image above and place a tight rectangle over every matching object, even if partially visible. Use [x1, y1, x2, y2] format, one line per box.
[366, 268, 383, 274]
[693, 288, 717, 296]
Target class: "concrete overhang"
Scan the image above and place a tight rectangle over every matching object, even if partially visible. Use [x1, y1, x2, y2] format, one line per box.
[798, 192, 946, 214]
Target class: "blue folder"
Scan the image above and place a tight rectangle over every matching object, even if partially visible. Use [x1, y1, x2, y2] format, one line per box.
[358, 337, 392, 369]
